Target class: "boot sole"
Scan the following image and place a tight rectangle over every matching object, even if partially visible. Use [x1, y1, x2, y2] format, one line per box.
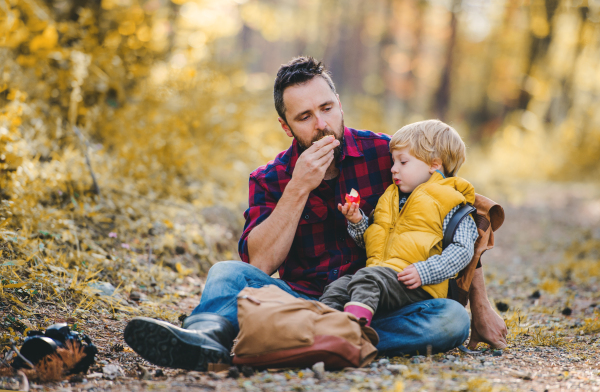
[124, 317, 231, 371]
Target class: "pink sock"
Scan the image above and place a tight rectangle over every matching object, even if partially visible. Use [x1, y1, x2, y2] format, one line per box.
[344, 302, 374, 326]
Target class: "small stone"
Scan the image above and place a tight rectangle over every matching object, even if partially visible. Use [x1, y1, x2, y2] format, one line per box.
[301, 378, 316, 386]
[242, 365, 254, 377]
[228, 366, 240, 379]
[483, 361, 493, 366]
[509, 370, 532, 380]
[273, 374, 286, 382]
[387, 364, 408, 375]
[562, 307, 572, 316]
[492, 350, 503, 357]
[312, 362, 325, 380]
[446, 355, 456, 360]
[102, 364, 125, 380]
[155, 369, 164, 377]
[378, 358, 390, 366]
[88, 281, 116, 296]
[530, 290, 541, 299]
[495, 301, 509, 312]
[129, 291, 141, 301]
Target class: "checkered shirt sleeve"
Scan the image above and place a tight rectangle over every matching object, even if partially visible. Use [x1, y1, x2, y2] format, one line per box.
[412, 205, 479, 285]
[347, 209, 369, 248]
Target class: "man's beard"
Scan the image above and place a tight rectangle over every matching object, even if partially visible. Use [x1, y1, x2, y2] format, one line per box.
[292, 118, 345, 162]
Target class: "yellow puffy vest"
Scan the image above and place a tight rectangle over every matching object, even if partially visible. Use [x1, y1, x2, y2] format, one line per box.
[364, 171, 475, 299]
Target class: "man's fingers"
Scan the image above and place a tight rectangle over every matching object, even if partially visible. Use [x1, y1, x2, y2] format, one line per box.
[313, 135, 338, 150]
[312, 135, 335, 147]
[310, 138, 339, 158]
[312, 149, 335, 167]
[467, 338, 481, 350]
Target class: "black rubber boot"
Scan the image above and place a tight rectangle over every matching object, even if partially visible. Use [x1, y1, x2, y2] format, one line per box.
[124, 313, 236, 371]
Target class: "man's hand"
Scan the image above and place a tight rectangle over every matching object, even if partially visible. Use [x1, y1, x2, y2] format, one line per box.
[291, 136, 339, 193]
[397, 265, 422, 289]
[338, 202, 362, 224]
[246, 135, 339, 275]
[468, 303, 508, 349]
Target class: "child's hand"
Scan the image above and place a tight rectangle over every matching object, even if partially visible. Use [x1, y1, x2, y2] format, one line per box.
[397, 265, 422, 289]
[337, 202, 362, 224]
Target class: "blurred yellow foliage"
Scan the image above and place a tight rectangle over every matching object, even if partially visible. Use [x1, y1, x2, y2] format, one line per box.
[539, 278, 561, 295]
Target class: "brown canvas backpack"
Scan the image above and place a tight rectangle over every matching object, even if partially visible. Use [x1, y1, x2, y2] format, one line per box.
[232, 285, 379, 370]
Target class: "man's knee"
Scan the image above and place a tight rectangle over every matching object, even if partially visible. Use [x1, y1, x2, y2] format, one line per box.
[438, 299, 470, 341]
[207, 260, 250, 282]
[206, 260, 271, 285]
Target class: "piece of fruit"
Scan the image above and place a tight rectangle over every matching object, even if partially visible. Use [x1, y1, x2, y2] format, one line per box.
[345, 188, 360, 205]
[313, 135, 334, 144]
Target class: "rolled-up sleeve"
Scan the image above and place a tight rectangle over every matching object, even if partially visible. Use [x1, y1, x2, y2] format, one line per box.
[238, 176, 278, 263]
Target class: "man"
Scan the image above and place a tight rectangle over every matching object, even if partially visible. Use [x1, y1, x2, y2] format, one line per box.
[124, 57, 507, 371]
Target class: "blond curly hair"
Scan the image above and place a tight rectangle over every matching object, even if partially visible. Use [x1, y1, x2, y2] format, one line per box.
[389, 119, 466, 177]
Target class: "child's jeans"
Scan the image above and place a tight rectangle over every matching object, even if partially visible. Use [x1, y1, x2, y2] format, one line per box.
[320, 266, 432, 313]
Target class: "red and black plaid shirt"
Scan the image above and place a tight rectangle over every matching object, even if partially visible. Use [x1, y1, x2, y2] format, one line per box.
[238, 127, 393, 296]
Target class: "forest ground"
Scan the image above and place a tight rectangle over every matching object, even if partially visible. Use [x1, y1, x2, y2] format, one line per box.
[1, 181, 600, 392]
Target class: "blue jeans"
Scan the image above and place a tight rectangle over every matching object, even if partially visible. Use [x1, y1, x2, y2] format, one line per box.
[192, 261, 470, 356]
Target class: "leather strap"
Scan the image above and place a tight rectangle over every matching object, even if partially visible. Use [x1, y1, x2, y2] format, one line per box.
[442, 203, 476, 250]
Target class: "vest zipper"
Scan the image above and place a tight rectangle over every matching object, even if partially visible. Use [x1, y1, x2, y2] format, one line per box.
[382, 189, 399, 261]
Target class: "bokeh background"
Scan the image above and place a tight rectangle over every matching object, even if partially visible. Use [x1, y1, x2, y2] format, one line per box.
[3, 0, 600, 211]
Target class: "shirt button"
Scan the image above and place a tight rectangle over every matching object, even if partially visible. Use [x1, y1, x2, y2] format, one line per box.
[333, 269, 338, 274]
[345, 260, 350, 264]
[304, 214, 310, 220]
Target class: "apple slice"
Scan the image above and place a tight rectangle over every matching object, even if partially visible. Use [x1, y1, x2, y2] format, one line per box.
[345, 188, 361, 205]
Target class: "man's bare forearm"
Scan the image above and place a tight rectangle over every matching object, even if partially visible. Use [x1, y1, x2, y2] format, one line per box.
[247, 179, 310, 275]
[469, 267, 489, 307]
[467, 266, 508, 349]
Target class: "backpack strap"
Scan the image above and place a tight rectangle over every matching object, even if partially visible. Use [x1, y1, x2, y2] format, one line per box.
[442, 203, 476, 250]
[445, 203, 476, 303]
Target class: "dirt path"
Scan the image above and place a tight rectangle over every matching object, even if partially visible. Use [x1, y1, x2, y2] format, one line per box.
[2, 182, 600, 392]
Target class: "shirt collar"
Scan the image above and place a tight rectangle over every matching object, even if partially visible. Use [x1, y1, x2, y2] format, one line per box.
[285, 127, 363, 175]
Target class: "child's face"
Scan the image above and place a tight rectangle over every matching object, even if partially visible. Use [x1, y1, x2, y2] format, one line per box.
[391, 147, 438, 193]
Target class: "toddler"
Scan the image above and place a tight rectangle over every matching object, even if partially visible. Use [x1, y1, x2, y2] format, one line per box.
[320, 120, 479, 326]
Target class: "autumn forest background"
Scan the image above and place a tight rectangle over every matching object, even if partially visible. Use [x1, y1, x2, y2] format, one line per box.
[1, 0, 600, 388]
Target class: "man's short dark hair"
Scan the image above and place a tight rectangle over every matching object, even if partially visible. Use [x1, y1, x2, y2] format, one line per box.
[274, 56, 337, 122]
